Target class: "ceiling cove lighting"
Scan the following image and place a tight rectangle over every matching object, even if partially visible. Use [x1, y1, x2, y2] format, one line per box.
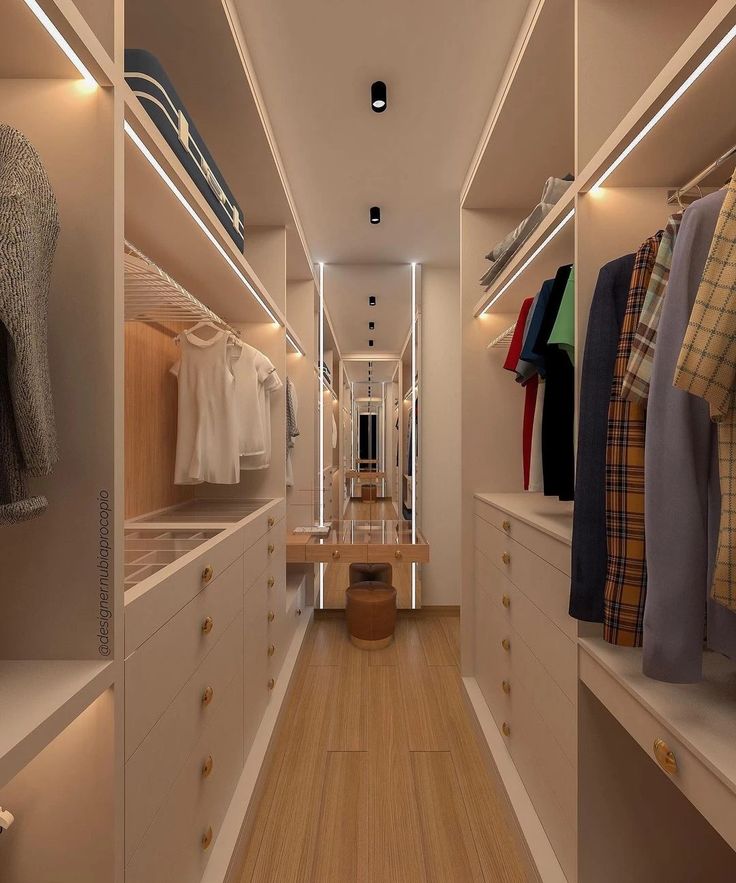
[24, 0, 97, 87]
[590, 22, 736, 192]
[370, 206, 381, 225]
[371, 80, 387, 112]
[478, 207, 575, 316]
[124, 121, 281, 326]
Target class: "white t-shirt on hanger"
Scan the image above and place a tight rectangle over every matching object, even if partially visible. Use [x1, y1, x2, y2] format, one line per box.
[240, 366, 282, 471]
[230, 341, 277, 456]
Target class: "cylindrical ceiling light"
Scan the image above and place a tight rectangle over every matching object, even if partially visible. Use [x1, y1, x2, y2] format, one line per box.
[371, 81, 387, 112]
[370, 206, 381, 225]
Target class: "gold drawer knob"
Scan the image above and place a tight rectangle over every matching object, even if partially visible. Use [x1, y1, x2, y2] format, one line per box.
[501, 638, 511, 652]
[394, 550, 403, 559]
[202, 686, 214, 706]
[267, 576, 275, 588]
[201, 616, 214, 635]
[653, 738, 678, 775]
[202, 826, 213, 850]
[501, 552, 511, 566]
[268, 678, 275, 690]
[502, 722, 511, 737]
[268, 610, 275, 622]
[502, 680, 511, 694]
[268, 543, 275, 555]
[502, 520, 511, 533]
[332, 550, 341, 560]
[268, 643, 276, 657]
[297, 608, 302, 616]
[502, 595, 511, 609]
[267, 516, 275, 528]
[202, 755, 213, 778]
[201, 565, 214, 584]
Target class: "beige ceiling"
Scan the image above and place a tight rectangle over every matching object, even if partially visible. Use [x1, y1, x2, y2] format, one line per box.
[233, 0, 529, 346]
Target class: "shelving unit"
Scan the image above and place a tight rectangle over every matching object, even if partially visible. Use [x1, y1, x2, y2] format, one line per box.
[461, 0, 736, 880]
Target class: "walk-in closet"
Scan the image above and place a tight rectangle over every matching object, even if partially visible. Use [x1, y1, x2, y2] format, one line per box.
[4, 0, 736, 881]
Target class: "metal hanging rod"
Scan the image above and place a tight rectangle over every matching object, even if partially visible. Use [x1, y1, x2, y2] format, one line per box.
[487, 323, 516, 350]
[124, 241, 240, 338]
[668, 144, 736, 205]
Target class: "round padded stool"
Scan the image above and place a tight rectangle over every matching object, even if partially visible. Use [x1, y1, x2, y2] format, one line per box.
[349, 562, 393, 586]
[345, 582, 397, 650]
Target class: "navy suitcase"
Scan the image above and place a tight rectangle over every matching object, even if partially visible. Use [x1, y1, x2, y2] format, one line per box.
[125, 48, 245, 252]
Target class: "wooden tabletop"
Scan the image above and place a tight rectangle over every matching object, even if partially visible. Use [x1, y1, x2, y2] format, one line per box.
[287, 519, 429, 564]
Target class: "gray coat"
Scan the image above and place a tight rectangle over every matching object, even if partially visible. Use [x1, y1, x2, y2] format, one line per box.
[0, 124, 59, 524]
[644, 189, 736, 682]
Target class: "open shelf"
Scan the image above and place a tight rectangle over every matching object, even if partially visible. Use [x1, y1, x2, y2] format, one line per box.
[0, 659, 114, 789]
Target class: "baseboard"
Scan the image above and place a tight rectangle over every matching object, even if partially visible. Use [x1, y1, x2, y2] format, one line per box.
[202, 607, 314, 883]
[462, 677, 567, 883]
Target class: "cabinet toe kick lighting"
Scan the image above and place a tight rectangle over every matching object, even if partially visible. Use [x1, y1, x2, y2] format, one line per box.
[24, 0, 97, 87]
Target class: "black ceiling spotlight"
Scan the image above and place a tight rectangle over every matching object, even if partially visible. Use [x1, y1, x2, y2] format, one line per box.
[370, 206, 381, 225]
[369, 321, 375, 330]
[371, 80, 387, 113]
[369, 295, 376, 306]
[369, 339, 374, 347]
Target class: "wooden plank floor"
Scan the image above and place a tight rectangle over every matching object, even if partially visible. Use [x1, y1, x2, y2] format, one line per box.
[237, 614, 538, 882]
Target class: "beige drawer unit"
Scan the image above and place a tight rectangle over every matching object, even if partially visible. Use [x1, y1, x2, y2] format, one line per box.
[124, 613, 243, 863]
[241, 498, 286, 550]
[245, 524, 286, 588]
[125, 668, 245, 883]
[125, 555, 244, 758]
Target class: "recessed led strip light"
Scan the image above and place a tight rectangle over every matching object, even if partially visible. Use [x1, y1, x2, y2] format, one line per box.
[411, 262, 418, 610]
[24, 0, 97, 87]
[591, 21, 736, 192]
[318, 262, 325, 609]
[286, 331, 304, 356]
[124, 121, 281, 326]
[478, 208, 575, 316]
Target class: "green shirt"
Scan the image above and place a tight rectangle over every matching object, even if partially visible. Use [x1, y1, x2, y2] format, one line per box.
[549, 266, 574, 364]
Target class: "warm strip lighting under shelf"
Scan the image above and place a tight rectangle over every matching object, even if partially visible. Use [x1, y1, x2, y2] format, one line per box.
[124, 120, 281, 326]
[24, 0, 97, 87]
[286, 331, 304, 356]
[478, 208, 575, 316]
[590, 21, 736, 192]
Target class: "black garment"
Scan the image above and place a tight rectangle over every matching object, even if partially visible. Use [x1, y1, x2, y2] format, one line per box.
[530, 264, 574, 500]
[569, 254, 636, 622]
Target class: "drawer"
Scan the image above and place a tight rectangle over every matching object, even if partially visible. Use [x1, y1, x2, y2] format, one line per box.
[504, 677, 577, 881]
[476, 519, 574, 639]
[245, 525, 286, 587]
[305, 542, 368, 564]
[580, 645, 736, 854]
[125, 556, 244, 759]
[241, 498, 286, 549]
[481, 560, 577, 702]
[475, 582, 511, 728]
[366, 544, 430, 564]
[475, 501, 571, 576]
[125, 612, 243, 863]
[244, 591, 269, 756]
[126, 528, 244, 654]
[126, 667, 244, 883]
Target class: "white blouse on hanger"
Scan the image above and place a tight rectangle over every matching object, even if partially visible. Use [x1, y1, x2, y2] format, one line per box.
[230, 341, 277, 456]
[171, 330, 240, 485]
[240, 362, 282, 471]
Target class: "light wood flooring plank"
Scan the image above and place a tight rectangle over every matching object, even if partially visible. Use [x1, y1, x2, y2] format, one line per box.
[439, 616, 461, 666]
[417, 617, 457, 666]
[247, 666, 337, 882]
[368, 666, 427, 882]
[327, 636, 368, 751]
[411, 752, 485, 883]
[430, 666, 535, 883]
[311, 752, 368, 883]
[308, 618, 344, 666]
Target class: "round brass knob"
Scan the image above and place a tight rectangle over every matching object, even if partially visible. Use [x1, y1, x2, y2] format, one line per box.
[501, 553, 511, 566]
[202, 755, 213, 778]
[502, 520, 511, 533]
[653, 738, 678, 775]
[201, 565, 214, 584]
[502, 680, 511, 695]
[268, 644, 276, 657]
[267, 576, 275, 588]
[268, 610, 275, 622]
[268, 544, 275, 555]
[268, 678, 275, 690]
[502, 722, 511, 737]
[502, 595, 511, 609]
[268, 517, 275, 528]
[202, 686, 214, 706]
[501, 638, 511, 651]
[395, 550, 403, 559]
[297, 608, 302, 616]
[202, 826, 213, 850]
[201, 616, 214, 635]
[332, 550, 341, 560]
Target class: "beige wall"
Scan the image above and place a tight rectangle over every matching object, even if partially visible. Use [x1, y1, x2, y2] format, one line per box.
[421, 267, 462, 606]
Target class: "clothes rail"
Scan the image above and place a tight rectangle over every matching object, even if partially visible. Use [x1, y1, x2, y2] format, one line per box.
[486, 323, 516, 349]
[124, 240, 240, 339]
[668, 143, 736, 205]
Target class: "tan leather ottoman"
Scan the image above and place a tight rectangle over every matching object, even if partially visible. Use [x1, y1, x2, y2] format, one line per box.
[345, 582, 397, 649]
